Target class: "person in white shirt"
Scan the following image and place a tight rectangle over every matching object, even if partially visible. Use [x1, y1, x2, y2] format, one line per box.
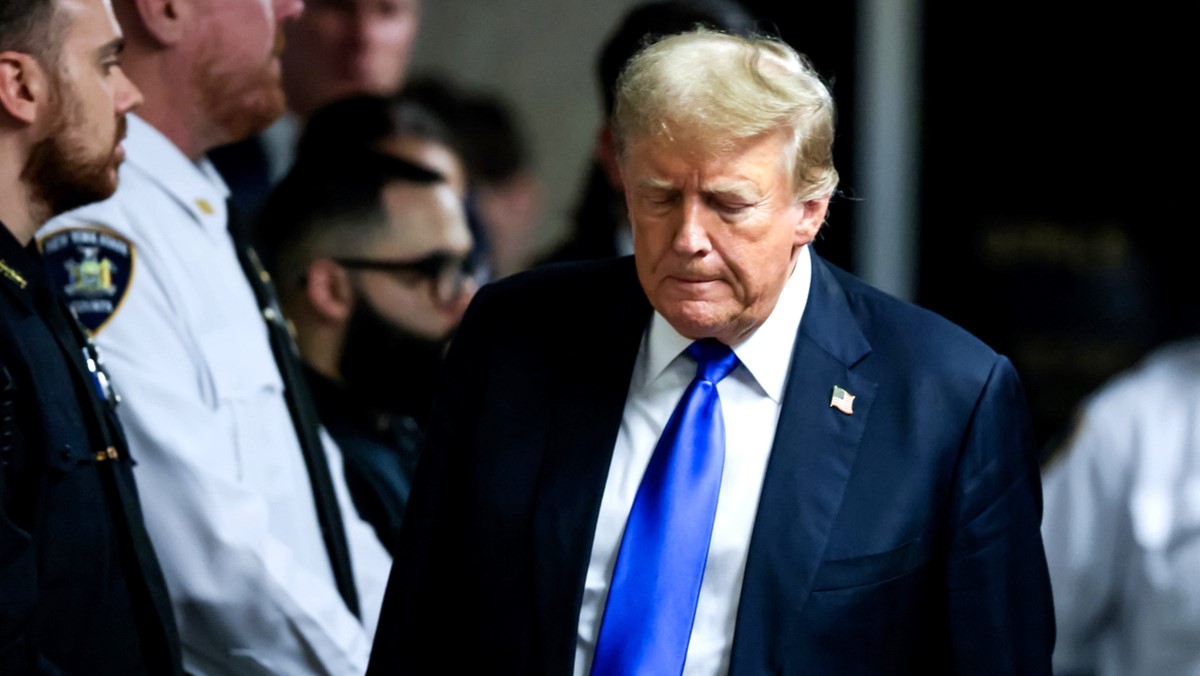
[36, 0, 391, 673]
[1043, 339, 1200, 675]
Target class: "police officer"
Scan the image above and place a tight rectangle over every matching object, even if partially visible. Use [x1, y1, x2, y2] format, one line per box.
[0, 0, 182, 673]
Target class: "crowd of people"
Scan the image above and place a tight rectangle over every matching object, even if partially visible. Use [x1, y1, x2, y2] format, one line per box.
[0, 0, 1192, 674]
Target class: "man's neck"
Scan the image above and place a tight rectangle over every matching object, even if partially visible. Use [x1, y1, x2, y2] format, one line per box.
[0, 160, 42, 245]
[122, 56, 216, 162]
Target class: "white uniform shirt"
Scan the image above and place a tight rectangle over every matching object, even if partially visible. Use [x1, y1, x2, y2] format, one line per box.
[1042, 339, 1200, 676]
[575, 247, 812, 676]
[39, 115, 391, 675]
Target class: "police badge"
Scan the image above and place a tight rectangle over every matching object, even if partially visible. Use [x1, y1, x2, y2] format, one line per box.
[38, 227, 135, 335]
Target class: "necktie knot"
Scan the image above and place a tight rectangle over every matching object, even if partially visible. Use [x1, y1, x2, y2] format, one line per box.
[687, 338, 740, 384]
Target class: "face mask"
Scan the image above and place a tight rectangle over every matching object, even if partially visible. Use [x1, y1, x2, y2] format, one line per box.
[338, 296, 451, 420]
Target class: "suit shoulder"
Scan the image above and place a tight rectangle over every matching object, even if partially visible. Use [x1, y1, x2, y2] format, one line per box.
[825, 262, 1003, 383]
[472, 257, 639, 323]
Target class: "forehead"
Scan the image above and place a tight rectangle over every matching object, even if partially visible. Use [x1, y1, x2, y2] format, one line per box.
[625, 130, 792, 185]
[58, 0, 121, 42]
[377, 182, 470, 251]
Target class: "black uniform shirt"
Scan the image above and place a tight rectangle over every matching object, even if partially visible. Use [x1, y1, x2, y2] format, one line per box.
[0, 222, 181, 675]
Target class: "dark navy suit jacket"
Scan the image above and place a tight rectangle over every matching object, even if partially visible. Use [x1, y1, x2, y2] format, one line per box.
[368, 253, 1054, 675]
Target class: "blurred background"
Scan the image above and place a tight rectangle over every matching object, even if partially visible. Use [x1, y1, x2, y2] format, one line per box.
[408, 0, 1191, 457]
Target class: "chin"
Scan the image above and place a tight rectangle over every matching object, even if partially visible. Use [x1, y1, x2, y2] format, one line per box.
[658, 303, 728, 341]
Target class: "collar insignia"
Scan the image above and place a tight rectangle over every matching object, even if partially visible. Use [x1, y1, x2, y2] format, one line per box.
[0, 259, 27, 289]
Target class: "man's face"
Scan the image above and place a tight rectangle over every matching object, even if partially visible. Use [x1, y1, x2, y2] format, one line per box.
[193, 0, 303, 144]
[24, 0, 142, 216]
[351, 181, 474, 341]
[281, 0, 420, 116]
[623, 129, 828, 345]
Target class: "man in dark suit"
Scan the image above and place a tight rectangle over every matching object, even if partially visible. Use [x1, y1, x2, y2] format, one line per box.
[369, 30, 1054, 675]
[0, 0, 181, 672]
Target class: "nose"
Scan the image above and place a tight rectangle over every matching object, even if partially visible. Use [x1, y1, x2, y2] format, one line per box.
[275, 0, 304, 22]
[448, 276, 478, 321]
[672, 194, 713, 257]
[114, 68, 143, 115]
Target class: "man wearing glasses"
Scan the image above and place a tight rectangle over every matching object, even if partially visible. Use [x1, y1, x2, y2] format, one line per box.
[257, 149, 476, 554]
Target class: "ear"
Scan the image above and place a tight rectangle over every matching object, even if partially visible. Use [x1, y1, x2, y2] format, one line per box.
[129, 0, 186, 46]
[793, 195, 831, 248]
[594, 124, 624, 191]
[304, 258, 355, 323]
[0, 51, 50, 126]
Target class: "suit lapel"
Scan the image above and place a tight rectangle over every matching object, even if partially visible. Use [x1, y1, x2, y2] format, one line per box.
[532, 259, 653, 674]
[730, 254, 878, 673]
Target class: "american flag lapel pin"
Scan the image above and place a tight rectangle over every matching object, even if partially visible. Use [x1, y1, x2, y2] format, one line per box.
[830, 385, 855, 415]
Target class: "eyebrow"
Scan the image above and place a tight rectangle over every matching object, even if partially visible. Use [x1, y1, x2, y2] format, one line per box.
[705, 181, 760, 200]
[635, 177, 676, 191]
[94, 36, 125, 61]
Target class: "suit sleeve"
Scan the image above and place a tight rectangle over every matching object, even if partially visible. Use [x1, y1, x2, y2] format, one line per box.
[945, 356, 1055, 674]
[367, 281, 495, 674]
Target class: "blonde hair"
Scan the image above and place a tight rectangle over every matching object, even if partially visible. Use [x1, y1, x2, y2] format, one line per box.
[612, 29, 838, 202]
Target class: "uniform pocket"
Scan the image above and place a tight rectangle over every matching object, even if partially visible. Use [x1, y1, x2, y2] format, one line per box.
[194, 323, 292, 495]
[812, 538, 931, 591]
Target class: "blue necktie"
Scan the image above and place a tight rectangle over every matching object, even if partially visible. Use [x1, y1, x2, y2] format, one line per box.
[591, 338, 741, 676]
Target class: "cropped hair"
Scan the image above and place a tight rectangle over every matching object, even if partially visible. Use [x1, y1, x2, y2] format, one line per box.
[0, 0, 64, 64]
[612, 29, 838, 202]
[255, 149, 442, 295]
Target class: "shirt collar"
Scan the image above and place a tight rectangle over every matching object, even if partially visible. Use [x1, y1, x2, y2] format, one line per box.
[0, 220, 41, 293]
[644, 245, 812, 402]
[124, 114, 231, 232]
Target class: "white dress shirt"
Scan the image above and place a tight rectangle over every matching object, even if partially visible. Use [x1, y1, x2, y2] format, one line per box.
[39, 115, 391, 675]
[575, 247, 812, 676]
[1043, 339, 1200, 676]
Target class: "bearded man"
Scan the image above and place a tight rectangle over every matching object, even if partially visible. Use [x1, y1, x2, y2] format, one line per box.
[257, 147, 475, 555]
[36, 0, 392, 672]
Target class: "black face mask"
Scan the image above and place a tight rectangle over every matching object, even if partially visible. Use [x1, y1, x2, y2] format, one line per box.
[338, 297, 451, 421]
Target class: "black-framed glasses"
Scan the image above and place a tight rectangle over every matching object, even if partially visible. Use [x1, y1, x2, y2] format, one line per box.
[335, 252, 476, 306]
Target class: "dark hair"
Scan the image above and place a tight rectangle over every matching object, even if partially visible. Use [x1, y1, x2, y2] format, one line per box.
[296, 94, 459, 166]
[598, 0, 758, 115]
[0, 0, 62, 63]
[255, 149, 442, 290]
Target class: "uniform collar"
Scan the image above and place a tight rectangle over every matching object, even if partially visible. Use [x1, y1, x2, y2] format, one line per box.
[124, 114, 231, 234]
[1, 220, 45, 296]
[644, 245, 812, 402]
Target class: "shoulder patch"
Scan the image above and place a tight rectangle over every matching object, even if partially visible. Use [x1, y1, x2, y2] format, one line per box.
[38, 227, 135, 335]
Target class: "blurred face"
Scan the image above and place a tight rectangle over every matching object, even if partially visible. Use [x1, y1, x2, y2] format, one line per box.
[25, 0, 142, 216]
[352, 181, 474, 340]
[281, 0, 420, 116]
[623, 129, 828, 345]
[193, 0, 303, 145]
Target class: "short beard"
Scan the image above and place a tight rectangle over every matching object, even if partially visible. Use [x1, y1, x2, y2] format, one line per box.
[22, 77, 123, 223]
[338, 297, 452, 419]
[197, 29, 288, 146]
